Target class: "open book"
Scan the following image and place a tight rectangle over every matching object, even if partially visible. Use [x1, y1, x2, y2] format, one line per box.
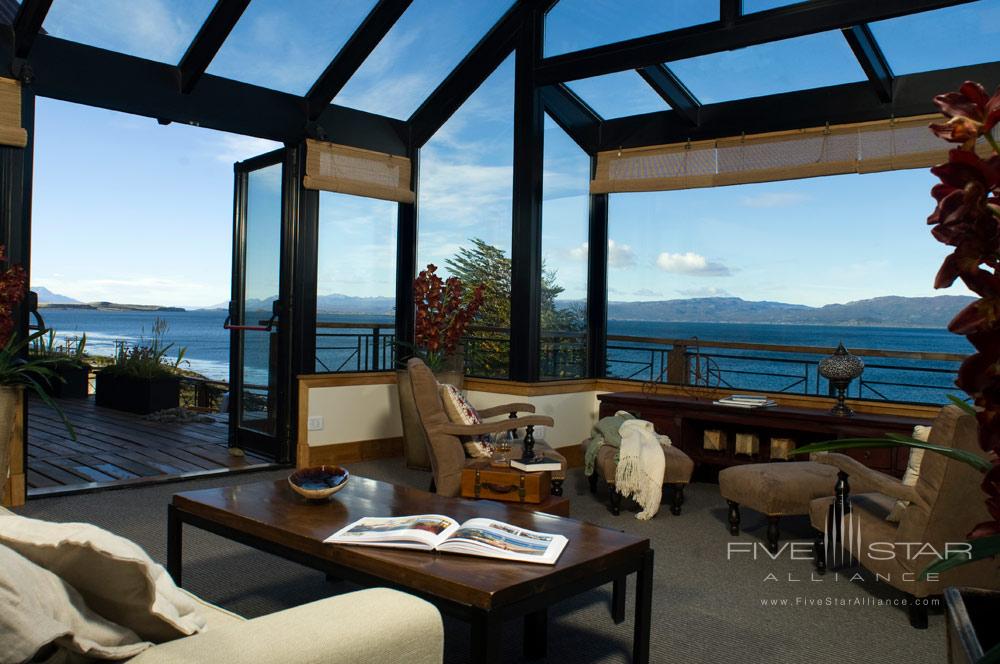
[324, 514, 568, 565]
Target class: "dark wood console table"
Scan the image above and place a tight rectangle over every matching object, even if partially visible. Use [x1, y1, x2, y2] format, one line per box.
[598, 393, 932, 478]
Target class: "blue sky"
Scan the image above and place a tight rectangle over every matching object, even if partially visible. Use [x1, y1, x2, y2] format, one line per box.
[29, 0, 997, 308]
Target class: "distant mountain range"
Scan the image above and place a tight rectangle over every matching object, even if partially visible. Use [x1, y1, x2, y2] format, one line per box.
[208, 293, 396, 316]
[36, 285, 974, 328]
[603, 295, 975, 328]
[33, 287, 185, 312]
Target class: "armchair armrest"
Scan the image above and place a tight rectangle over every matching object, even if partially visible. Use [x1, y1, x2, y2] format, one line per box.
[129, 588, 443, 664]
[477, 402, 536, 419]
[433, 414, 554, 437]
[812, 452, 925, 506]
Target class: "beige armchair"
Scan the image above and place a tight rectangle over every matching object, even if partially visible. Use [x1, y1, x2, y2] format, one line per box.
[810, 405, 1000, 628]
[406, 358, 566, 497]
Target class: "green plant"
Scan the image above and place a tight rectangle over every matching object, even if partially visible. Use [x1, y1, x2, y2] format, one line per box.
[29, 329, 88, 366]
[0, 331, 76, 440]
[103, 318, 187, 380]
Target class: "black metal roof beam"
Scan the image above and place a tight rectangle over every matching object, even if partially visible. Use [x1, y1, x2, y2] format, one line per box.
[720, 0, 741, 27]
[178, 0, 250, 94]
[636, 64, 699, 126]
[842, 23, 894, 103]
[596, 60, 1000, 152]
[305, 0, 412, 121]
[2, 34, 409, 154]
[11, 0, 52, 59]
[535, 0, 975, 84]
[409, 0, 557, 148]
[540, 83, 601, 155]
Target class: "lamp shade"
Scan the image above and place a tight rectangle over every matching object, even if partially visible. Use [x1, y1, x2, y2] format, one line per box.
[818, 343, 864, 381]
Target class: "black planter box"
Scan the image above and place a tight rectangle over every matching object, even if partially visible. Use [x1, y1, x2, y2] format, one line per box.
[95, 372, 180, 415]
[47, 363, 91, 399]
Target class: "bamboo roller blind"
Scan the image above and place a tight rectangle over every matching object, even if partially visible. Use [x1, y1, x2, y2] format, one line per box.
[591, 115, 995, 194]
[303, 139, 414, 204]
[0, 77, 27, 149]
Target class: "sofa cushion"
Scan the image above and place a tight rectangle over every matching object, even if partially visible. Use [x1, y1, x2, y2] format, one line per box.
[439, 384, 490, 458]
[0, 514, 207, 643]
[0, 543, 151, 662]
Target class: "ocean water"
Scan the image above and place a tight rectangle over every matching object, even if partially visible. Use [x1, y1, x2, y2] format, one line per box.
[37, 309, 970, 404]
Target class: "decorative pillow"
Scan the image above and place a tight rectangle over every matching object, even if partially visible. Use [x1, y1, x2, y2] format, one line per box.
[0, 543, 151, 662]
[439, 384, 491, 458]
[886, 425, 931, 523]
[0, 514, 207, 642]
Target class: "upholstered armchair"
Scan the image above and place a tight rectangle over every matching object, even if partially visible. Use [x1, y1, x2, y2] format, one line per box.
[810, 405, 1000, 628]
[406, 358, 566, 497]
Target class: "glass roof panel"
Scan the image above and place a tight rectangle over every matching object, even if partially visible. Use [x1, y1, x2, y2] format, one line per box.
[870, 1, 1000, 75]
[669, 31, 867, 104]
[335, 0, 515, 120]
[742, 0, 802, 13]
[565, 71, 670, 119]
[207, 0, 378, 95]
[42, 0, 216, 63]
[545, 0, 718, 57]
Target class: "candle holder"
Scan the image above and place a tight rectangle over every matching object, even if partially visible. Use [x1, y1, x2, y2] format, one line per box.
[818, 343, 864, 416]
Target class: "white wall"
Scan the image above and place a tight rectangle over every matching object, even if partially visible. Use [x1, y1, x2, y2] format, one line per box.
[306, 384, 401, 447]
[304, 382, 603, 449]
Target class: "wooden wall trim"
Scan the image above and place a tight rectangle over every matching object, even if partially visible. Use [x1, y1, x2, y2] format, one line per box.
[464, 377, 597, 396]
[2, 390, 25, 508]
[300, 437, 403, 467]
[298, 371, 396, 388]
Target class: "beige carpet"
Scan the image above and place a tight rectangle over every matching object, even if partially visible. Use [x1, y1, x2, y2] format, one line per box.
[18, 459, 947, 663]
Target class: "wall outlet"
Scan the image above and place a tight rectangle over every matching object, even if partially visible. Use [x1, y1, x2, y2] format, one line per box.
[307, 416, 324, 431]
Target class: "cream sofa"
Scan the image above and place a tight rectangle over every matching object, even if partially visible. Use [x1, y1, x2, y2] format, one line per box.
[0, 506, 444, 664]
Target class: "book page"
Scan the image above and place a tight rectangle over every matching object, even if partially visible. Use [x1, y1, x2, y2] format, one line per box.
[437, 518, 568, 564]
[324, 515, 459, 550]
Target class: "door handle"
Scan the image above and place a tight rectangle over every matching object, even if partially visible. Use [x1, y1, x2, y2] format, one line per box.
[27, 291, 47, 331]
[223, 300, 279, 332]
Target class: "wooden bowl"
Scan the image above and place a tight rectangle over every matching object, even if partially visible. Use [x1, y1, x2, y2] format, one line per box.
[288, 465, 349, 501]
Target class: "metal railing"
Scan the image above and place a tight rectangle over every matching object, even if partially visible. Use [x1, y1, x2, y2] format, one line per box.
[607, 334, 966, 405]
[316, 322, 396, 372]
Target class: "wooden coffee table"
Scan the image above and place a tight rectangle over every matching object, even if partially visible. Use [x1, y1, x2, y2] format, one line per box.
[168, 477, 652, 663]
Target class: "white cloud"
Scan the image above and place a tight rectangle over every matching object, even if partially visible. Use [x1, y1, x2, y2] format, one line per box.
[633, 288, 665, 298]
[656, 252, 731, 276]
[677, 286, 732, 297]
[739, 192, 810, 208]
[213, 135, 283, 164]
[568, 240, 635, 268]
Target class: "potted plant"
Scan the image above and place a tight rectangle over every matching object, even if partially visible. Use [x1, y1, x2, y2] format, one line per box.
[397, 264, 485, 470]
[793, 81, 1000, 663]
[1, 246, 75, 498]
[30, 330, 90, 398]
[96, 317, 187, 415]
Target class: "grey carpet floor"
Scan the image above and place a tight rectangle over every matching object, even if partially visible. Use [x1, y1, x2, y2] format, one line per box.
[17, 460, 946, 663]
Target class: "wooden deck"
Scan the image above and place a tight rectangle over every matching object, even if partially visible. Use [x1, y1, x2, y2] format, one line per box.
[26, 395, 273, 496]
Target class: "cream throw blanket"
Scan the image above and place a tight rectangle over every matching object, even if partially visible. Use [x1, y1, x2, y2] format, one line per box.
[616, 419, 670, 520]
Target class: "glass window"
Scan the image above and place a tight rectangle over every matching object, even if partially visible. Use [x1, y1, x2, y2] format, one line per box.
[669, 31, 866, 103]
[565, 71, 670, 119]
[335, 0, 515, 119]
[417, 56, 514, 378]
[545, 0, 718, 57]
[870, 1, 1000, 75]
[540, 116, 590, 380]
[208, 0, 377, 95]
[43, 0, 215, 63]
[604, 171, 972, 404]
[315, 192, 398, 373]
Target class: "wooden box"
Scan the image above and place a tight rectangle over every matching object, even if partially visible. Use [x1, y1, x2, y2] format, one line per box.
[770, 437, 796, 460]
[703, 429, 726, 451]
[735, 432, 760, 456]
[460, 466, 551, 505]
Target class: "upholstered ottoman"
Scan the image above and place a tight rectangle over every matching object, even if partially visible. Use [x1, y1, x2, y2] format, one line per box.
[718, 461, 847, 553]
[583, 441, 695, 516]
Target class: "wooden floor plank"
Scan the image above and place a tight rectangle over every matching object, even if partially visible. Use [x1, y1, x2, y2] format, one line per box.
[26, 394, 260, 494]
